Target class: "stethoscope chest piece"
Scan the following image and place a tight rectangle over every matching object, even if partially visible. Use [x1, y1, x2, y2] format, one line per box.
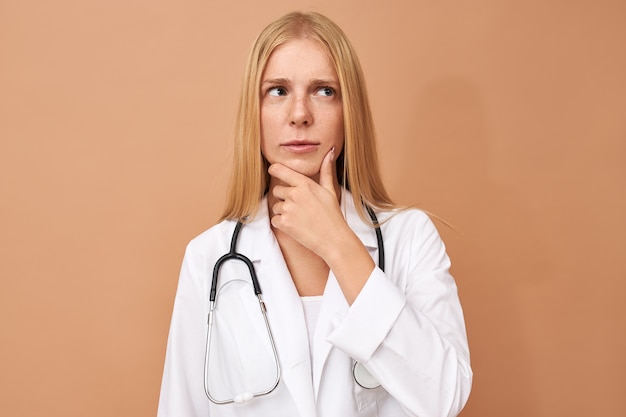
[353, 361, 381, 389]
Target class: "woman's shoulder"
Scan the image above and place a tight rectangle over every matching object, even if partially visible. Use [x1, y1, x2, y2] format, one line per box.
[375, 207, 452, 273]
[378, 206, 447, 248]
[379, 206, 436, 230]
[184, 218, 239, 256]
[184, 199, 270, 258]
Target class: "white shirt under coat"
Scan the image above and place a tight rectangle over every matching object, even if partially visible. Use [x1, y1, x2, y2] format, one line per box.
[157, 190, 472, 417]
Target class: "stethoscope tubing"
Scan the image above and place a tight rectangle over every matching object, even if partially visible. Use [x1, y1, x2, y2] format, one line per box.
[204, 289, 281, 404]
[365, 204, 385, 272]
[209, 222, 262, 302]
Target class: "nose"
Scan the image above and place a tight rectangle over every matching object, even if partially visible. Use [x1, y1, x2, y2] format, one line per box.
[289, 96, 312, 126]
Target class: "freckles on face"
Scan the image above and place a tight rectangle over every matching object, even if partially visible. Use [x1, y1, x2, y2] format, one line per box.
[259, 38, 344, 179]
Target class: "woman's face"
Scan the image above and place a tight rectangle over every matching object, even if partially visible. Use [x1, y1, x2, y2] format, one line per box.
[260, 38, 344, 182]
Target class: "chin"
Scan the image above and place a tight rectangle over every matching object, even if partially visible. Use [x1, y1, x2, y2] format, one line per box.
[291, 161, 322, 176]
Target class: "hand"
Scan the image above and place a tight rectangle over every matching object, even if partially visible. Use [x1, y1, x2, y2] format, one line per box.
[268, 147, 347, 259]
[268, 147, 376, 304]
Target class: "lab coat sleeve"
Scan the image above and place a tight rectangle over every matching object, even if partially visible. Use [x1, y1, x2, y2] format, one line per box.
[157, 241, 210, 417]
[326, 211, 472, 417]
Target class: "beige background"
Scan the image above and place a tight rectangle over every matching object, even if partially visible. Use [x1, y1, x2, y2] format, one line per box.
[1, 0, 625, 416]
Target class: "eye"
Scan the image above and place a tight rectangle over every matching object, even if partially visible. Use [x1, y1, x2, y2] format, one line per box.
[316, 87, 335, 97]
[268, 87, 287, 97]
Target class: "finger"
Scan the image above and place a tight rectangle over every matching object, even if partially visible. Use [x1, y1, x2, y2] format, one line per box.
[271, 184, 290, 202]
[318, 146, 336, 192]
[268, 163, 308, 187]
[271, 200, 285, 216]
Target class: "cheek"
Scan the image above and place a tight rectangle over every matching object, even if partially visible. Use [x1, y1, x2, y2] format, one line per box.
[260, 105, 281, 132]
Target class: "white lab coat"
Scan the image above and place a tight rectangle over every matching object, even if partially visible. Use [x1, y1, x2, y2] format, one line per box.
[158, 191, 472, 417]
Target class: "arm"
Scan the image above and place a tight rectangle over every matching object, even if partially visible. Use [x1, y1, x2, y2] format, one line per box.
[327, 212, 472, 417]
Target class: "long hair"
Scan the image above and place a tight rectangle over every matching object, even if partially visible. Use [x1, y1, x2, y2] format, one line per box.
[220, 11, 395, 222]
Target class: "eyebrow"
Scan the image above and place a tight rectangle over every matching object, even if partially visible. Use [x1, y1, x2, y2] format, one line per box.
[310, 78, 340, 87]
[261, 77, 339, 86]
[261, 77, 289, 86]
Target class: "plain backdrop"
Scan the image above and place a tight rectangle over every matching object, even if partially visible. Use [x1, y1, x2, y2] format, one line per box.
[1, 0, 624, 416]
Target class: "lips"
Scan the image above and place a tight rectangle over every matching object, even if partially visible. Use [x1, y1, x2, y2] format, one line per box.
[281, 140, 320, 153]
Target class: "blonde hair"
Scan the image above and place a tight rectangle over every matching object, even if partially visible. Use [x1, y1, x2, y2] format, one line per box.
[220, 11, 395, 222]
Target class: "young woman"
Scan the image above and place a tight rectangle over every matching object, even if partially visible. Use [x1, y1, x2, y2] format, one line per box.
[158, 11, 472, 417]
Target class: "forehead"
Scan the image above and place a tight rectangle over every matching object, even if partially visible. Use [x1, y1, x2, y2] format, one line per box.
[262, 38, 338, 80]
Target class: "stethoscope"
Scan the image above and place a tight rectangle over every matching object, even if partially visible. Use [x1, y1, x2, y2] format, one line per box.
[204, 205, 384, 404]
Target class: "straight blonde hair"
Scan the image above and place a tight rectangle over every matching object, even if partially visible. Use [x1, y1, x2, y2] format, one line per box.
[220, 11, 395, 223]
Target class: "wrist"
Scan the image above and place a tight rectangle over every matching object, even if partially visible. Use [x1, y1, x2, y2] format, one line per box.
[323, 228, 376, 304]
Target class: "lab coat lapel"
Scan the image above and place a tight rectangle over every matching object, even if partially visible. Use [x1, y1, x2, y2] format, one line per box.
[238, 200, 317, 417]
[311, 191, 380, 399]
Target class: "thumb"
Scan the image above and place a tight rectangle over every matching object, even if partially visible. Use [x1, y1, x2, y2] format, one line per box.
[319, 146, 337, 192]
